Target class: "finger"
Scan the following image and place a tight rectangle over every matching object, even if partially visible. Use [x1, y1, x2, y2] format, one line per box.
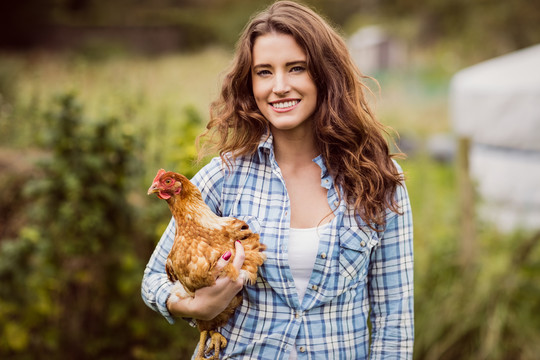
[214, 250, 232, 272]
[232, 240, 245, 271]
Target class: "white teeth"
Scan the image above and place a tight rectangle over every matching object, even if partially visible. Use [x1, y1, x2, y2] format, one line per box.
[272, 100, 299, 109]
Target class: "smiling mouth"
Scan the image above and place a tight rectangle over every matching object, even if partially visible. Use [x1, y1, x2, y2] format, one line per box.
[270, 100, 300, 110]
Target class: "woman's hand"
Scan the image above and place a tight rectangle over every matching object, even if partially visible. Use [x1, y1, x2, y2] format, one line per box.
[166, 240, 246, 321]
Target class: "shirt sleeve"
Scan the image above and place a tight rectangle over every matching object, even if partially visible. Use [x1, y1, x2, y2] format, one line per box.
[368, 180, 414, 359]
[140, 157, 225, 324]
[141, 217, 177, 324]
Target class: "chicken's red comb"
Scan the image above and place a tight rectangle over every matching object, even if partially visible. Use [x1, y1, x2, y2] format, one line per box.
[153, 169, 167, 183]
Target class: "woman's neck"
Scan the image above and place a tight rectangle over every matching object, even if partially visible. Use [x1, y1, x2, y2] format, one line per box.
[272, 127, 318, 169]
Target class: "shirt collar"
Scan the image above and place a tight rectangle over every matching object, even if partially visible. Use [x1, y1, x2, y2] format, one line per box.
[257, 132, 273, 163]
[313, 155, 333, 189]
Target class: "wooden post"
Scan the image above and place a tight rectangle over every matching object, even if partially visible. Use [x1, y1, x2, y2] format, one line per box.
[457, 136, 476, 269]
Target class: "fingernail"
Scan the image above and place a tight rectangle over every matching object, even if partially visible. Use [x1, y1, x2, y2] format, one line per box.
[236, 240, 241, 243]
[222, 251, 232, 261]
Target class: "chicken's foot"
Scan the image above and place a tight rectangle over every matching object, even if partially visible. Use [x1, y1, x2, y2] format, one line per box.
[194, 331, 209, 360]
[204, 330, 227, 359]
[194, 330, 227, 360]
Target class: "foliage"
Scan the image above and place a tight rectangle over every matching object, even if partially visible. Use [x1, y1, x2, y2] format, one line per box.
[0, 57, 22, 144]
[0, 49, 227, 173]
[0, 94, 198, 359]
[407, 156, 540, 360]
[380, 0, 540, 51]
[414, 227, 540, 360]
[172, 104, 206, 180]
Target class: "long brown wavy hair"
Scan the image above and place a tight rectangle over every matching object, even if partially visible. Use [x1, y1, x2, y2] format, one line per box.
[200, 0, 404, 230]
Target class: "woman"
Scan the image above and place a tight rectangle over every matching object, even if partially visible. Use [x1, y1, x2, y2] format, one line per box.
[142, 1, 414, 359]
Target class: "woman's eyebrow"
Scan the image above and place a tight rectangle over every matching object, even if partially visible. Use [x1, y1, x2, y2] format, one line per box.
[286, 60, 307, 67]
[252, 63, 271, 70]
[253, 60, 307, 69]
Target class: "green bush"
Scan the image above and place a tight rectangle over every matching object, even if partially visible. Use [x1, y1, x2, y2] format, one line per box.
[0, 94, 198, 359]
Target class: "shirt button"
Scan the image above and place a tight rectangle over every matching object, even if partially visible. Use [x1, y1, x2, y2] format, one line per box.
[360, 241, 366, 247]
[311, 284, 318, 291]
[333, 201, 339, 207]
[299, 346, 306, 352]
[320, 252, 327, 259]
[295, 312, 301, 319]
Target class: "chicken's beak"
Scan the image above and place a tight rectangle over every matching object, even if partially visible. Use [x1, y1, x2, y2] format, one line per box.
[147, 183, 160, 195]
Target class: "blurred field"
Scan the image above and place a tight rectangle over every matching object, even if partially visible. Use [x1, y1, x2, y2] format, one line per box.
[1, 48, 234, 179]
[1, 47, 539, 359]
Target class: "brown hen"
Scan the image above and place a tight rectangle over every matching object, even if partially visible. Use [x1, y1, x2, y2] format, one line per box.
[147, 169, 266, 360]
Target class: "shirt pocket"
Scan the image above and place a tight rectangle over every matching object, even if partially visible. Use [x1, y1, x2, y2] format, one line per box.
[338, 227, 377, 282]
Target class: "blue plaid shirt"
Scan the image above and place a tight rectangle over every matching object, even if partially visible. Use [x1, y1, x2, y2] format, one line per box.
[142, 134, 414, 359]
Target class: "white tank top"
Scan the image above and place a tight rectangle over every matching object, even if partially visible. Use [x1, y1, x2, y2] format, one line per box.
[288, 224, 327, 360]
[288, 226, 323, 302]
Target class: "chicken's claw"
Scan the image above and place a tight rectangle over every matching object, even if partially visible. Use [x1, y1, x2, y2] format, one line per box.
[194, 330, 227, 360]
[238, 270, 249, 285]
[195, 331, 208, 360]
[204, 330, 227, 359]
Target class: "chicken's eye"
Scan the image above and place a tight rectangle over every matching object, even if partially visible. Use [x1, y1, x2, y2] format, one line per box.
[164, 178, 173, 185]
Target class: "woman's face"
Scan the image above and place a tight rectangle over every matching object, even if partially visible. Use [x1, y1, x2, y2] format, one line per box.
[251, 32, 317, 135]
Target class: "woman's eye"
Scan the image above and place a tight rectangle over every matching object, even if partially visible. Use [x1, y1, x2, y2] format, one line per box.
[256, 69, 272, 76]
[291, 66, 305, 73]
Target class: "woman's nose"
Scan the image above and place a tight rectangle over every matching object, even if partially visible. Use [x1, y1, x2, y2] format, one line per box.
[272, 73, 290, 95]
